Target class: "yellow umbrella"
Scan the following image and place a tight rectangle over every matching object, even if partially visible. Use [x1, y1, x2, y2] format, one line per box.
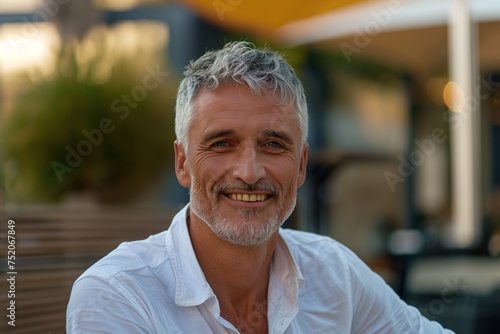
[179, 0, 372, 36]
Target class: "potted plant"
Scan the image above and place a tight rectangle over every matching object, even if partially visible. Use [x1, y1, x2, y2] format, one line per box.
[0, 42, 176, 204]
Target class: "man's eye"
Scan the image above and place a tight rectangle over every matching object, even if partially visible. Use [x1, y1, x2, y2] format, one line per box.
[266, 141, 284, 149]
[213, 141, 230, 147]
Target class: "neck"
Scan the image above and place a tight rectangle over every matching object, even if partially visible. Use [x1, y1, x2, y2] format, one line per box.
[187, 209, 277, 333]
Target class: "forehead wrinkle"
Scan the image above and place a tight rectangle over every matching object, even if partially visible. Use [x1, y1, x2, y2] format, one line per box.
[191, 85, 301, 143]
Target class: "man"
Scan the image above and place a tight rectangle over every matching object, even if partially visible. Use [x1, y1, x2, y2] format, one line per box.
[67, 41, 454, 333]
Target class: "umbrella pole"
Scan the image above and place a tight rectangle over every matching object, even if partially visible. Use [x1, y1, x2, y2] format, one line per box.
[448, 0, 481, 248]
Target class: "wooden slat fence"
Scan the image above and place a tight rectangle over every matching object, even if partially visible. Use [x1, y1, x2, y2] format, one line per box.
[0, 208, 174, 334]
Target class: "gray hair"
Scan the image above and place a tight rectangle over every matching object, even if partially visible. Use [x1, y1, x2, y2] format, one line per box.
[174, 41, 308, 151]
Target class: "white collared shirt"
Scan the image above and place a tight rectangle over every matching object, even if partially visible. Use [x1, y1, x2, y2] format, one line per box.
[67, 205, 454, 333]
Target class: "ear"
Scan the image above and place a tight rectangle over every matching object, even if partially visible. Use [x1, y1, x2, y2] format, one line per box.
[296, 143, 308, 188]
[174, 141, 191, 188]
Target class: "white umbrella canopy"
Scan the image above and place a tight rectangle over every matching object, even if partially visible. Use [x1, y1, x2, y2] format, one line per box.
[275, 0, 500, 77]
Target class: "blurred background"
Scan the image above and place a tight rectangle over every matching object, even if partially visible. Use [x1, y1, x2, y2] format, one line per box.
[0, 0, 499, 333]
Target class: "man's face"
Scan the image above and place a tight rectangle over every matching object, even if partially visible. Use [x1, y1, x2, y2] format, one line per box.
[175, 84, 308, 246]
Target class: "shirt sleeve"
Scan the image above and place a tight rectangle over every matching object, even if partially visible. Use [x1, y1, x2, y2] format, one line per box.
[66, 275, 154, 334]
[337, 243, 456, 334]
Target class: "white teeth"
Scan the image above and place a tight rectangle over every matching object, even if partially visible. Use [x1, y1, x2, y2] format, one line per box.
[229, 194, 268, 202]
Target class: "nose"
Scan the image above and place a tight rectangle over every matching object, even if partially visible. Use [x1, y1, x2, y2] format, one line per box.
[232, 145, 266, 185]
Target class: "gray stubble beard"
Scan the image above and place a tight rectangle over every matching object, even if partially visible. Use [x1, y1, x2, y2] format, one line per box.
[189, 178, 297, 246]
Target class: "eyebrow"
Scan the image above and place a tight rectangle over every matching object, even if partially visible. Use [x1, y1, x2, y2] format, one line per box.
[200, 128, 294, 144]
[201, 129, 236, 143]
[261, 129, 293, 144]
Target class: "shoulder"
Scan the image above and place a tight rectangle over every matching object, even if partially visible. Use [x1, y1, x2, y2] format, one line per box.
[77, 230, 171, 282]
[280, 228, 337, 247]
[280, 228, 382, 292]
[67, 231, 175, 332]
[280, 228, 360, 269]
[279, 229, 454, 333]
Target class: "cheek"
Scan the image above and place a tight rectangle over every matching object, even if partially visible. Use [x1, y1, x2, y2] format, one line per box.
[264, 156, 301, 186]
[192, 155, 230, 189]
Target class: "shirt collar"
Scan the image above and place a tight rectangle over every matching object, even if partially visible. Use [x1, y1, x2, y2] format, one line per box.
[165, 204, 305, 308]
[273, 234, 305, 293]
[166, 205, 215, 306]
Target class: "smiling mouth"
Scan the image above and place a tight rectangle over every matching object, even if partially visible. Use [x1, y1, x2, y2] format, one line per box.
[226, 193, 269, 202]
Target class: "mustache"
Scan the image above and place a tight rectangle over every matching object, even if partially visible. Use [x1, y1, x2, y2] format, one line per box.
[214, 180, 279, 194]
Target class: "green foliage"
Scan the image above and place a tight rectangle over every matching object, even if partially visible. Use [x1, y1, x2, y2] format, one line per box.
[0, 48, 176, 204]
